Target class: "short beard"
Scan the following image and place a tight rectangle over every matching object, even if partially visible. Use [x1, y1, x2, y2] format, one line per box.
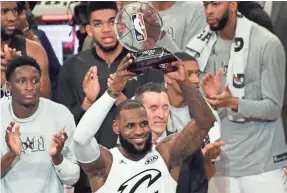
[1, 28, 15, 41]
[119, 132, 153, 156]
[94, 39, 119, 53]
[209, 10, 229, 31]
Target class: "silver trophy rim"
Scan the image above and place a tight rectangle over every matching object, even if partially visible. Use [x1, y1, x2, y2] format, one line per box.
[114, 2, 164, 52]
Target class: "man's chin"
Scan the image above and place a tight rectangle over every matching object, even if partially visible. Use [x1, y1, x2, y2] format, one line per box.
[209, 24, 219, 31]
[134, 144, 146, 151]
[21, 98, 39, 107]
[95, 39, 119, 53]
[1, 29, 15, 41]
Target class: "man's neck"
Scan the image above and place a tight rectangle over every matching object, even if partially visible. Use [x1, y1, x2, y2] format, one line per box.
[1, 39, 11, 50]
[119, 146, 146, 161]
[151, 1, 176, 11]
[153, 131, 167, 143]
[152, 132, 160, 142]
[217, 16, 237, 40]
[12, 100, 39, 119]
[95, 44, 123, 64]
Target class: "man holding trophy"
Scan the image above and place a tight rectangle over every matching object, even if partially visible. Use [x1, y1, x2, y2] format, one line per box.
[71, 1, 216, 193]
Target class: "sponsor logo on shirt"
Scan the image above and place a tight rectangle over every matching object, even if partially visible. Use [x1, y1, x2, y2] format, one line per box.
[20, 136, 46, 154]
[145, 155, 158, 165]
[118, 169, 161, 193]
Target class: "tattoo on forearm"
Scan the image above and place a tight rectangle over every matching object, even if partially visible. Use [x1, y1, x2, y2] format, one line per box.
[178, 81, 215, 130]
[169, 121, 207, 168]
[165, 82, 216, 169]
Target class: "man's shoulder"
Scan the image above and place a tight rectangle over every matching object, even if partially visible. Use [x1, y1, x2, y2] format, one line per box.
[40, 98, 73, 117]
[0, 97, 9, 111]
[250, 21, 280, 46]
[25, 38, 44, 51]
[182, 1, 203, 9]
[62, 48, 95, 68]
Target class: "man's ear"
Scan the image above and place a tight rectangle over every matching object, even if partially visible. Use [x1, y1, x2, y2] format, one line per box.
[229, 1, 238, 12]
[113, 120, 120, 135]
[86, 24, 93, 37]
[6, 81, 12, 93]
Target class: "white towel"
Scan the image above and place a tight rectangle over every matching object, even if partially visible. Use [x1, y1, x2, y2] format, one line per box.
[186, 14, 252, 122]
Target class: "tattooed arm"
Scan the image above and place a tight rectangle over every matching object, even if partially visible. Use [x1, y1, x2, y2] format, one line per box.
[157, 62, 216, 181]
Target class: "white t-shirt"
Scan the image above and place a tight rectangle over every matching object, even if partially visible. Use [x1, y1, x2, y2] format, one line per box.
[95, 146, 177, 193]
[169, 104, 221, 143]
[1, 97, 77, 193]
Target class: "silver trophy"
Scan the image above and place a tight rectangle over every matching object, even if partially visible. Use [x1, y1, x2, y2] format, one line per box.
[114, 2, 179, 75]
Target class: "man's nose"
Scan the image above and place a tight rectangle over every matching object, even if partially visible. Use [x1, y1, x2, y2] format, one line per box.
[6, 11, 17, 22]
[102, 22, 112, 33]
[133, 125, 144, 136]
[25, 81, 34, 90]
[189, 75, 199, 86]
[205, 4, 214, 16]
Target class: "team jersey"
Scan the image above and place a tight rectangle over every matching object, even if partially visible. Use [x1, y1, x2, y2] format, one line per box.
[95, 146, 177, 193]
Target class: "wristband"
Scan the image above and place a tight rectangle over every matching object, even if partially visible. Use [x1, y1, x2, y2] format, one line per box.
[107, 88, 120, 98]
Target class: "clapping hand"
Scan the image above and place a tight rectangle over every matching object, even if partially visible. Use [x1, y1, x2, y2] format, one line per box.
[201, 68, 223, 97]
[206, 84, 233, 109]
[202, 140, 225, 160]
[49, 128, 68, 158]
[83, 66, 101, 103]
[5, 121, 21, 156]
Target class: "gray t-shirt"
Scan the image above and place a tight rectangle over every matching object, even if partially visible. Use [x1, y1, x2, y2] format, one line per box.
[1, 97, 77, 193]
[201, 22, 287, 177]
[157, 1, 206, 52]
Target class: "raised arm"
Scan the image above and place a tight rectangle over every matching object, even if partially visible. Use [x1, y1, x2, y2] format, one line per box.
[73, 53, 136, 183]
[157, 62, 215, 180]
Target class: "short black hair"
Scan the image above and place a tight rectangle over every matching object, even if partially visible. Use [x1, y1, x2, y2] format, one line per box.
[5, 55, 41, 81]
[174, 52, 197, 62]
[87, 1, 118, 20]
[116, 99, 146, 120]
[134, 82, 167, 103]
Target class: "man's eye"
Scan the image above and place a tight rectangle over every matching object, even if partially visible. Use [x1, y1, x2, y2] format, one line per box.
[32, 79, 39, 84]
[141, 121, 148, 127]
[1, 9, 7, 14]
[127, 123, 134, 128]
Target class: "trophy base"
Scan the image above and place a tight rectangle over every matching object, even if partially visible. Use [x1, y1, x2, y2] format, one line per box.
[128, 47, 178, 75]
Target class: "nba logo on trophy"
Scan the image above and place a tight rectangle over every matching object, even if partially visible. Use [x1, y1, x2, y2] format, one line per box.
[132, 13, 147, 42]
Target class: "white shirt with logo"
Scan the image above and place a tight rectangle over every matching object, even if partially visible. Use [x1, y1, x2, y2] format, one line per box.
[95, 146, 177, 193]
[0, 97, 77, 193]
